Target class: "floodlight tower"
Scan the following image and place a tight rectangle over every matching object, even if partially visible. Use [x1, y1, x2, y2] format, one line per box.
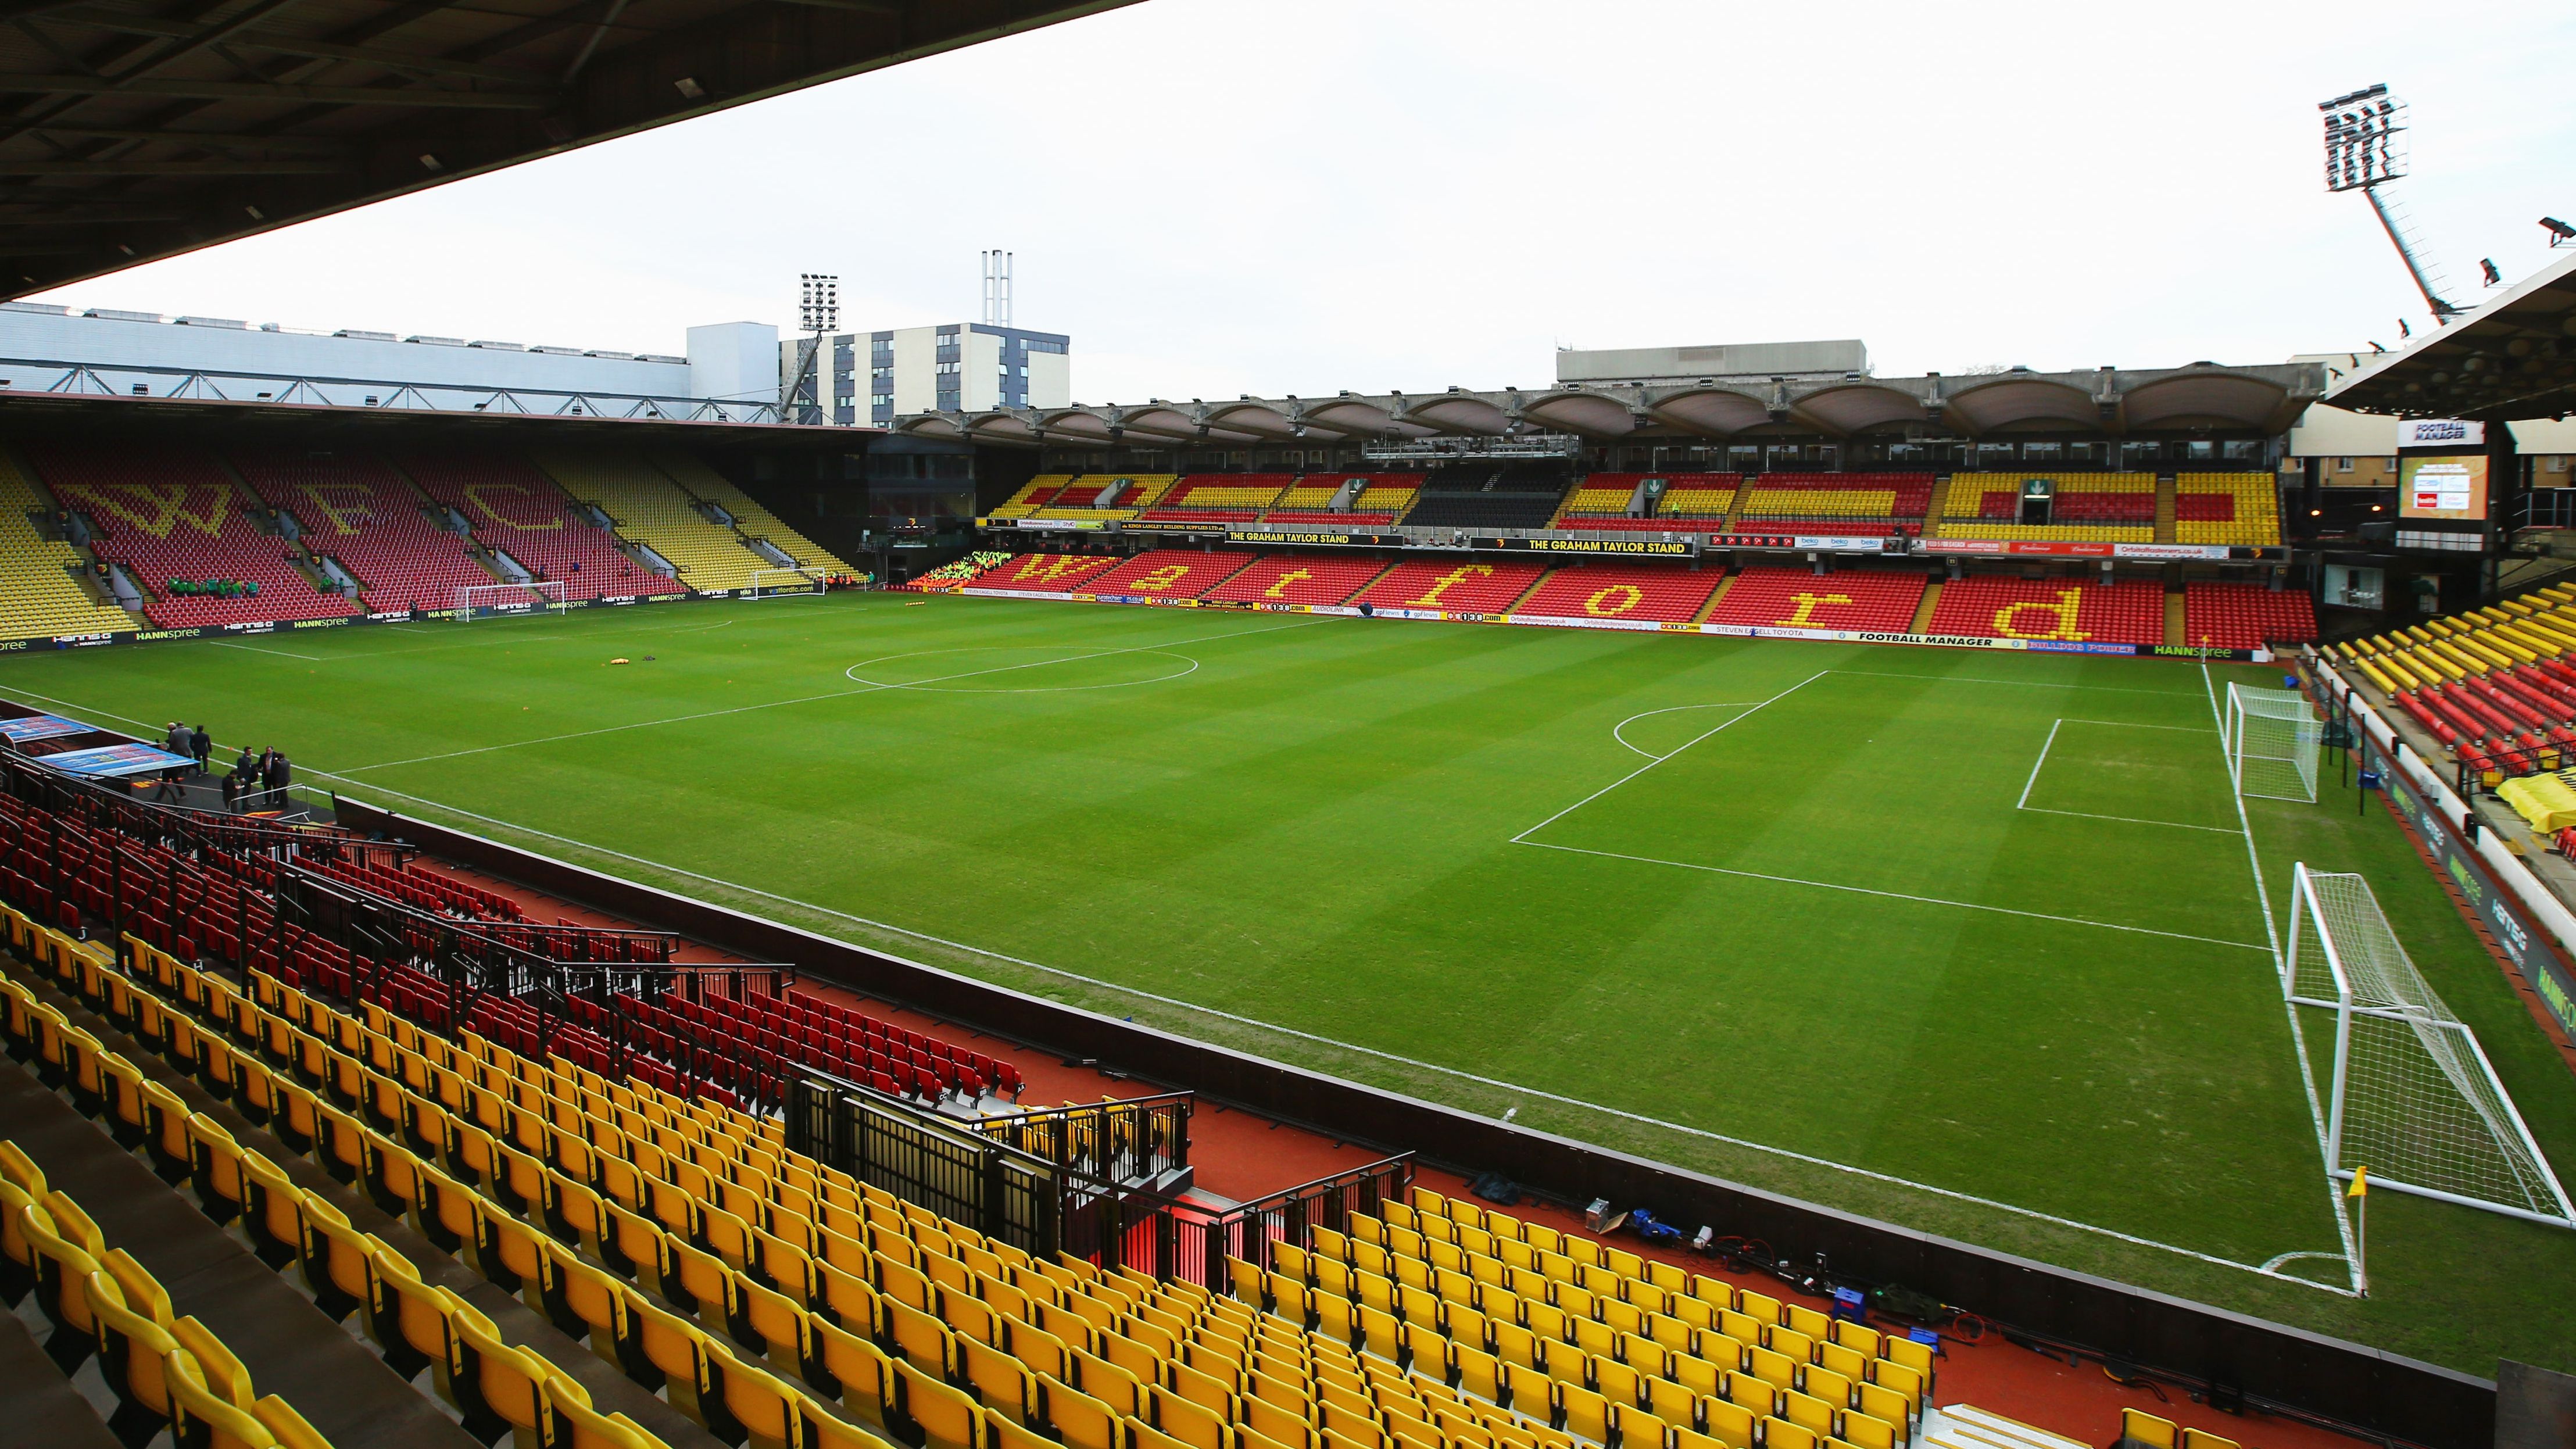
[782, 271, 839, 424]
[2319, 85, 2460, 324]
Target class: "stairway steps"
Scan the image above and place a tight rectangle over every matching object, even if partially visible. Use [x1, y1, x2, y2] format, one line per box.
[0, 1298, 123, 1449]
[1912, 579, 1944, 634]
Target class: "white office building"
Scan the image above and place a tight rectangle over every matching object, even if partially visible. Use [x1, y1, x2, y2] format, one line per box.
[782, 323, 1070, 428]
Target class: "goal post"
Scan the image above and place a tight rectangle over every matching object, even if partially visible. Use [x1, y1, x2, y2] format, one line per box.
[747, 567, 827, 600]
[452, 581, 568, 620]
[2286, 863, 2576, 1228]
[2225, 682, 2321, 803]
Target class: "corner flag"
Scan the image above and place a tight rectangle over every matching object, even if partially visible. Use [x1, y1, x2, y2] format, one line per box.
[2348, 1167, 2369, 1198]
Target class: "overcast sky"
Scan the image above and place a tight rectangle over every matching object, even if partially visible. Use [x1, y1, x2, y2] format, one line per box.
[35, 0, 2576, 403]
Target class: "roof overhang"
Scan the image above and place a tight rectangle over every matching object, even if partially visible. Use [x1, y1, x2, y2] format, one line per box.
[2324, 249, 2576, 421]
[0, 0, 1136, 297]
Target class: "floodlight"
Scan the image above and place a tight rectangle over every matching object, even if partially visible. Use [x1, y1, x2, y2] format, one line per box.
[2319, 84, 2459, 319]
[2543, 217, 2576, 246]
[2481, 257, 2503, 286]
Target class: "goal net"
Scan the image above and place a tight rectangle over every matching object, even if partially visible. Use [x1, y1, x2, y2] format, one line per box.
[2224, 682, 2320, 803]
[747, 567, 827, 600]
[2287, 864, 2575, 1228]
[452, 581, 568, 620]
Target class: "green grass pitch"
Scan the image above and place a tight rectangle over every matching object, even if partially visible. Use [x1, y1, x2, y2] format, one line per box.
[9, 591, 2573, 1376]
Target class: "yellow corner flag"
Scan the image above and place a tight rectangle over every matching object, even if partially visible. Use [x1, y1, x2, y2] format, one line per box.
[2348, 1167, 2369, 1198]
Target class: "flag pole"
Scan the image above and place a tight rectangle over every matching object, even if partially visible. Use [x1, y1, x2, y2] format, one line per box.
[2349, 1165, 2370, 1297]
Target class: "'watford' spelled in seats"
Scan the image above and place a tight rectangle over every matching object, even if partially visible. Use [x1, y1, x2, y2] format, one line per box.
[2174, 473, 2281, 546]
[2183, 584, 2316, 650]
[969, 553, 1124, 593]
[1201, 554, 1390, 607]
[1512, 567, 1723, 624]
[1350, 560, 1547, 616]
[231, 449, 494, 616]
[1706, 568, 1930, 633]
[1925, 577, 2164, 646]
[1082, 551, 1255, 600]
[31, 443, 362, 629]
[399, 453, 681, 602]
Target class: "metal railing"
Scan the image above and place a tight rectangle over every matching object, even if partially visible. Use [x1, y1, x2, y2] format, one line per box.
[972, 1092, 1192, 1185]
[786, 1074, 1066, 1255]
[1062, 1153, 1415, 1289]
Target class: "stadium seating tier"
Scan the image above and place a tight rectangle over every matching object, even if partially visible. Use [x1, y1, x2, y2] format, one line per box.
[1706, 568, 1930, 633]
[540, 450, 786, 593]
[1924, 576, 2165, 646]
[1080, 550, 1257, 600]
[30, 443, 362, 628]
[968, 553, 1124, 592]
[230, 448, 495, 615]
[1350, 559, 1548, 614]
[1201, 554, 1391, 607]
[2183, 583, 2316, 650]
[1512, 566, 1724, 624]
[398, 453, 683, 602]
[0, 449, 136, 638]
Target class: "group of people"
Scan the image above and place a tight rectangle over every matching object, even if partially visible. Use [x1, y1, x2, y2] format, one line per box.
[164, 578, 260, 598]
[146, 721, 292, 811]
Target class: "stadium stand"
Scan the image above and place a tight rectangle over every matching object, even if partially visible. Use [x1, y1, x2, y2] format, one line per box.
[1512, 566, 1724, 624]
[1401, 470, 1569, 532]
[1026, 475, 1176, 523]
[536, 451, 782, 593]
[2183, 583, 2316, 650]
[0, 450, 137, 638]
[398, 453, 684, 602]
[29, 444, 363, 629]
[1550, 482, 1644, 524]
[2331, 585, 2576, 781]
[1924, 577, 2165, 646]
[1139, 476, 1293, 524]
[1201, 553, 1391, 607]
[1083, 550, 1257, 599]
[1937, 473, 2155, 542]
[1351, 559, 1548, 614]
[1262, 475, 1416, 528]
[3, 899, 1940, 1449]
[2174, 472, 2282, 546]
[968, 553, 1124, 593]
[1649, 475, 1740, 523]
[652, 452, 853, 574]
[909, 551, 1014, 592]
[229, 449, 496, 616]
[1707, 568, 1930, 633]
[1728, 474, 1935, 538]
[989, 474, 1075, 520]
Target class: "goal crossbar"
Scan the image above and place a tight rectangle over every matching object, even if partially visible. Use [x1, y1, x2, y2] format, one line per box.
[2287, 863, 2576, 1228]
[2225, 682, 2320, 803]
[453, 581, 568, 618]
[747, 567, 826, 600]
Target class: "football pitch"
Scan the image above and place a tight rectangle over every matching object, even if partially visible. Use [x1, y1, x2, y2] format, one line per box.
[8, 591, 2573, 1375]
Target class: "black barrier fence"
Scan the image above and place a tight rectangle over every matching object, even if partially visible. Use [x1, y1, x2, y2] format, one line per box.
[338, 797, 2499, 1448]
[973, 1092, 1192, 1186]
[787, 1073, 1064, 1256]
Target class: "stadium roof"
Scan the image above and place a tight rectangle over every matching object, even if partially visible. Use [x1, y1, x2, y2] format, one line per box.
[2324, 248, 2576, 421]
[0, 0, 1133, 296]
[893, 361, 2327, 449]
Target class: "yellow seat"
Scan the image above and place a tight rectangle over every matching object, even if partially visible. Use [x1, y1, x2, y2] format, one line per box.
[1044, 1375, 1124, 1449]
[453, 1309, 564, 1447]
[296, 1196, 381, 1325]
[169, 1350, 281, 1449]
[19, 1199, 103, 1358]
[901, 1357, 986, 1449]
[811, 1313, 892, 1427]
[249, 1394, 335, 1449]
[87, 1272, 189, 1440]
[628, 1287, 718, 1423]
[2179, 1431, 2242, 1449]
[364, 1247, 453, 1383]
[706, 1337, 805, 1447]
[2121, 1409, 2179, 1448]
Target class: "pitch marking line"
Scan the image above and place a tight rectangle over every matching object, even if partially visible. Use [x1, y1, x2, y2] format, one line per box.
[2201, 659, 2360, 1293]
[1514, 671, 1829, 842]
[1610, 703, 1768, 761]
[1518, 840, 2270, 952]
[210, 639, 324, 661]
[341, 617, 1321, 772]
[2016, 718, 2239, 833]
